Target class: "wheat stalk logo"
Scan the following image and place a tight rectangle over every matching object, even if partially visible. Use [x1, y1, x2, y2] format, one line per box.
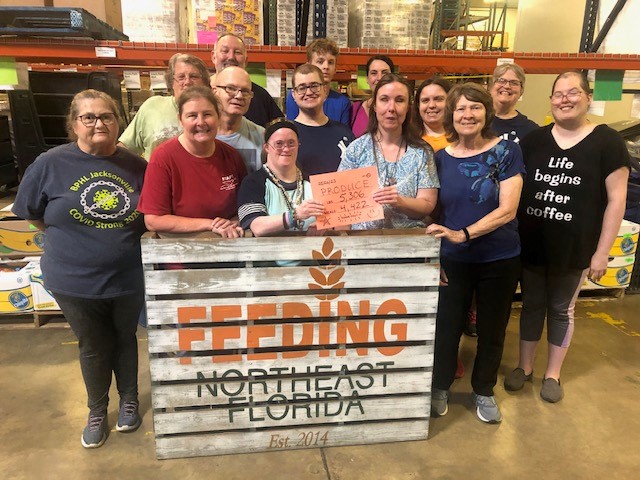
[308, 237, 345, 300]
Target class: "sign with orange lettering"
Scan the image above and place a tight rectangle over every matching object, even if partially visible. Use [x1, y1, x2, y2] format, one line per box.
[310, 166, 384, 228]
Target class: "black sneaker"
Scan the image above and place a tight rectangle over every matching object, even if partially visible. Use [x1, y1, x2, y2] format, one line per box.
[116, 400, 141, 432]
[81, 413, 108, 448]
[504, 368, 533, 391]
[540, 377, 564, 403]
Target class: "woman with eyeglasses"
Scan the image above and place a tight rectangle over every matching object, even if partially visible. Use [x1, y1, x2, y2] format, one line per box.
[505, 70, 630, 403]
[12, 89, 148, 448]
[237, 118, 324, 236]
[138, 86, 247, 237]
[338, 73, 439, 230]
[490, 63, 538, 143]
[425, 83, 524, 424]
[350, 55, 395, 138]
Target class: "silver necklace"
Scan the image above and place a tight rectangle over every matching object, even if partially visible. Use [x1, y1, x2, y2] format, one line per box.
[373, 135, 404, 187]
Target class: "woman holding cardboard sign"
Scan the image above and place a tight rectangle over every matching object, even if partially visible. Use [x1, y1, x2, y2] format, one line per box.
[338, 73, 439, 230]
[237, 118, 324, 235]
[12, 89, 147, 448]
[426, 83, 524, 424]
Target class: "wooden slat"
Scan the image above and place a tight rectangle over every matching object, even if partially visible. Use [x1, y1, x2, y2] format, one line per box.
[146, 292, 439, 326]
[153, 395, 429, 434]
[147, 316, 435, 354]
[152, 370, 432, 409]
[144, 263, 439, 295]
[141, 233, 440, 264]
[149, 344, 433, 382]
[155, 420, 429, 459]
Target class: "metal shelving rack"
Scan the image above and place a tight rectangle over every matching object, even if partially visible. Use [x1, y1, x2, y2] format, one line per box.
[3, 37, 640, 80]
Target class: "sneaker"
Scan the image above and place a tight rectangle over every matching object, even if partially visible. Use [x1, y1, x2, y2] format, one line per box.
[504, 368, 533, 391]
[116, 400, 141, 432]
[431, 388, 449, 417]
[540, 377, 564, 403]
[473, 394, 502, 424]
[455, 355, 465, 379]
[81, 413, 108, 448]
[464, 310, 478, 337]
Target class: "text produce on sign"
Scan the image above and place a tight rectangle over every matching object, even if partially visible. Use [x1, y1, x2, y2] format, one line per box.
[310, 166, 384, 228]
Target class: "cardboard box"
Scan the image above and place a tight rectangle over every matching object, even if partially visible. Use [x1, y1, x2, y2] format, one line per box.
[0, 262, 37, 313]
[0, 218, 45, 256]
[27, 261, 60, 311]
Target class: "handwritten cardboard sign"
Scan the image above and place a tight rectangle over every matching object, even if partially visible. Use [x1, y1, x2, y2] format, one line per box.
[310, 166, 384, 228]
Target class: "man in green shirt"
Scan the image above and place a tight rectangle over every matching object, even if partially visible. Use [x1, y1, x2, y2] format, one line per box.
[118, 53, 209, 160]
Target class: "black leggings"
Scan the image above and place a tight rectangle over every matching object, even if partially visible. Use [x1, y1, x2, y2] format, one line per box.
[54, 292, 144, 415]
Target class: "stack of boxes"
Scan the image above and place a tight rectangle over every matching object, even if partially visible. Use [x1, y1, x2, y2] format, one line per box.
[277, 0, 348, 47]
[350, 0, 432, 50]
[583, 219, 640, 290]
[214, 0, 263, 46]
[0, 217, 59, 314]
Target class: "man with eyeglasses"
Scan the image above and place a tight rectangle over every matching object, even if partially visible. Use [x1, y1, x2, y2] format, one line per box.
[210, 33, 283, 127]
[291, 64, 354, 177]
[212, 66, 265, 173]
[285, 38, 351, 126]
[119, 53, 210, 160]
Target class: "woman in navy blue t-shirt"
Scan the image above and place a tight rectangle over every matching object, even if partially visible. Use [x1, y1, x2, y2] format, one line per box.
[426, 83, 525, 424]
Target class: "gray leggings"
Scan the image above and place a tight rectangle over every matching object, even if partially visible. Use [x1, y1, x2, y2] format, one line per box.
[520, 263, 589, 347]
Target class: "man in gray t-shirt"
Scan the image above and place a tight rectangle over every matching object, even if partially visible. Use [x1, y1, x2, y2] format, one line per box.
[213, 66, 265, 173]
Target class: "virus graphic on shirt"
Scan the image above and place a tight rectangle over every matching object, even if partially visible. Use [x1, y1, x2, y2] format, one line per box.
[93, 189, 119, 210]
[80, 180, 131, 220]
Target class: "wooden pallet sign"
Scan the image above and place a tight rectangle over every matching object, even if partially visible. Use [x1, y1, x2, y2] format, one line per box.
[142, 230, 440, 459]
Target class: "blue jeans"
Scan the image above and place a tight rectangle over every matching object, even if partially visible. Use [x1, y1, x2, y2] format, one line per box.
[53, 292, 144, 415]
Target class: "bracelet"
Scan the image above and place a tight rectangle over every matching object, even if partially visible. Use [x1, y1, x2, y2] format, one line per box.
[288, 210, 296, 230]
[462, 227, 470, 243]
[282, 212, 288, 230]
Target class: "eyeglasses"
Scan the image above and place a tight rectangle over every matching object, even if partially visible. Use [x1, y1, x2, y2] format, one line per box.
[173, 74, 203, 83]
[76, 113, 116, 126]
[268, 140, 299, 151]
[550, 90, 583, 104]
[293, 82, 324, 95]
[454, 105, 484, 114]
[495, 78, 522, 87]
[216, 85, 254, 98]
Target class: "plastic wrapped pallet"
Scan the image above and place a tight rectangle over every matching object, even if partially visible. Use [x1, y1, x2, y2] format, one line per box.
[277, 0, 348, 47]
[349, 0, 431, 50]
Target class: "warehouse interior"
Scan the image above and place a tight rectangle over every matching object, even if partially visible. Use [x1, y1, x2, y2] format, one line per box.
[1, 1, 640, 479]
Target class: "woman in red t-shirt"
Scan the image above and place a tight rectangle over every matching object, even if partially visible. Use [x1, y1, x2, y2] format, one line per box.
[138, 85, 247, 237]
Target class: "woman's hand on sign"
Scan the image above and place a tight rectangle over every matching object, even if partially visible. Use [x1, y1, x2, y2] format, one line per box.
[211, 217, 244, 238]
[296, 200, 325, 220]
[372, 185, 399, 206]
[425, 223, 467, 244]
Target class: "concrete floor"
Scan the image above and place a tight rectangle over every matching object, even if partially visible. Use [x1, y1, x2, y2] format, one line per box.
[1, 294, 639, 480]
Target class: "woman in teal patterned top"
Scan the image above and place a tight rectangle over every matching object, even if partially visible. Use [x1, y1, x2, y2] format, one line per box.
[338, 73, 439, 230]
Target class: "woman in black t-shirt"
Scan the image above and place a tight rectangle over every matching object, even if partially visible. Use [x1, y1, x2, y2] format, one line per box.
[505, 71, 630, 403]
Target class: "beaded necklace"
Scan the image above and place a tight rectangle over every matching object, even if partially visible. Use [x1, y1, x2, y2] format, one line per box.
[263, 164, 305, 212]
